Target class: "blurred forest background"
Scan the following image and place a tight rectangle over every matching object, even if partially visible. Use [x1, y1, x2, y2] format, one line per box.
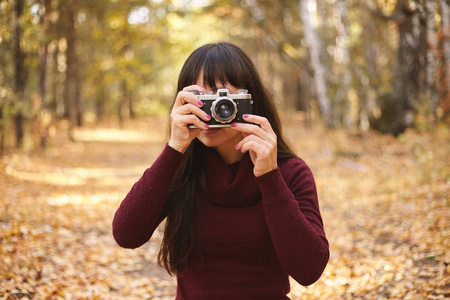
[0, 0, 449, 299]
[0, 0, 449, 149]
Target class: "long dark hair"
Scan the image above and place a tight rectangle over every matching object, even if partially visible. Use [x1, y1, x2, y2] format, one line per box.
[158, 42, 296, 275]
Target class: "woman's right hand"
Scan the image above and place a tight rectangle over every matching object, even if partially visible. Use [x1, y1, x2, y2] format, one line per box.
[168, 85, 211, 154]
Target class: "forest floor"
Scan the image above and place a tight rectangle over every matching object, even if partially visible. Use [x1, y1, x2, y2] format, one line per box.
[0, 115, 449, 300]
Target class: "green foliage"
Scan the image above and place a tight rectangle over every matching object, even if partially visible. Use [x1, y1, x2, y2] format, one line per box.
[0, 0, 447, 149]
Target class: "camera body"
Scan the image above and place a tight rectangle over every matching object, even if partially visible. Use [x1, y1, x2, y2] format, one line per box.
[188, 89, 253, 128]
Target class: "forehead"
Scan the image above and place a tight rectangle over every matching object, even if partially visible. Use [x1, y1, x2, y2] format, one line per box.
[195, 69, 228, 88]
[195, 61, 231, 86]
[195, 75, 240, 94]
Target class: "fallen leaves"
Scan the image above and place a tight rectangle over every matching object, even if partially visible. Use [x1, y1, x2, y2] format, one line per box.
[1, 116, 449, 299]
[285, 117, 449, 299]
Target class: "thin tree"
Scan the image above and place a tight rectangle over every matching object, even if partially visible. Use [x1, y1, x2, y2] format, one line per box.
[299, 0, 333, 128]
[440, 0, 450, 120]
[38, 0, 52, 147]
[425, 0, 439, 123]
[333, 0, 353, 128]
[61, 0, 81, 140]
[13, 0, 26, 147]
[0, 3, 9, 154]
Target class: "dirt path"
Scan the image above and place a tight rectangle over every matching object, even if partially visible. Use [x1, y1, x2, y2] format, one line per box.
[1, 116, 448, 299]
[1, 117, 177, 299]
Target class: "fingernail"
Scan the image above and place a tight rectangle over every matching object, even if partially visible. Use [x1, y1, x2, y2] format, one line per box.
[198, 100, 203, 106]
[200, 87, 205, 91]
[243, 114, 249, 118]
[206, 114, 211, 120]
[235, 144, 239, 149]
[204, 124, 209, 129]
[231, 123, 237, 127]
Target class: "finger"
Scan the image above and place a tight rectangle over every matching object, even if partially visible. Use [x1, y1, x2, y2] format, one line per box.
[173, 103, 211, 122]
[180, 85, 205, 106]
[239, 139, 271, 157]
[182, 85, 205, 92]
[242, 114, 276, 135]
[239, 138, 277, 177]
[235, 134, 272, 152]
[172, 114, 209, 130]
[231, 121, 276, 142]
[174, 90, 204, 108]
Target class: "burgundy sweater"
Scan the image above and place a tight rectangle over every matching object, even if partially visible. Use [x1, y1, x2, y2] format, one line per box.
[113, 144, 329, 299]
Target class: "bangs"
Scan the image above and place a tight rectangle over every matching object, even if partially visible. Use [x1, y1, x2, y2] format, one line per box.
[178, 42, 255, 94]
[202, 52, 231, 90]
[200, 45, 249, 90]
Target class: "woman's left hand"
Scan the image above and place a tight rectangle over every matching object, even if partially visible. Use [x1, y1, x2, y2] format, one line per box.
[232, 114, 277, 177]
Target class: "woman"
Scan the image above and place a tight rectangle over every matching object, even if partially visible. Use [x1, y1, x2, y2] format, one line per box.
[112, 42, 329, 299]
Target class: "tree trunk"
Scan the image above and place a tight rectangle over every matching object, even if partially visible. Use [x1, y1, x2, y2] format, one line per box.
[119, 79, 128, 126]
[391, 1, 424, 134]
[39, 0, 52, 147]
[129, 89, 135, 119]
[425, 0, 439, 123]
[316, 0, 328, 34]
[440, 0, 450, 120]
[362, 17, 382, 129]
[75, 70, 82, 126]
[0, 103, 4, 155]
[51, 48, 63, 116]
[370, 0, 426, 135]
[13, 0, 26, 148]
[0, 31, 6, 154]
[333, 0, 353, 128]
[62, 2, 79, 139]
[299, 0, 333, 128]
[95, 78, 106, 121]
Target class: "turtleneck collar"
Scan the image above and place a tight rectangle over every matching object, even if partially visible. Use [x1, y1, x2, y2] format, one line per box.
[203, 146, 261, 208]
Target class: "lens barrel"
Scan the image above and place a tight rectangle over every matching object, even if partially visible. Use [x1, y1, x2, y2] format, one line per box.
[211, 98, 237, 123]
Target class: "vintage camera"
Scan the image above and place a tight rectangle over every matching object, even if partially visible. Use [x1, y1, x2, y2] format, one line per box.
[188, 89, 253, 128]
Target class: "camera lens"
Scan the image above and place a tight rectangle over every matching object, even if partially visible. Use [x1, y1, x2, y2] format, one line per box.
[218, 102, 234, 118]
[211, 98, 237, 123]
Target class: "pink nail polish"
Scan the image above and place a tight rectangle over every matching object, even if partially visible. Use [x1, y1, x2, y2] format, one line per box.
[243, 114, 249, 119]
[200, 87, 205, 91]
[198, 100, 203, 106]
[206, 114, 211, 120]
[235, 144, 239, 149]
[204, 124, 209, 129]
[231, 123, 237, 127]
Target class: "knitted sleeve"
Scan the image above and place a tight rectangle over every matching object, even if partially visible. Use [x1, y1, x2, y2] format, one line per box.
[255, 158, 329, 286]
[112, 144, 184, 249]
